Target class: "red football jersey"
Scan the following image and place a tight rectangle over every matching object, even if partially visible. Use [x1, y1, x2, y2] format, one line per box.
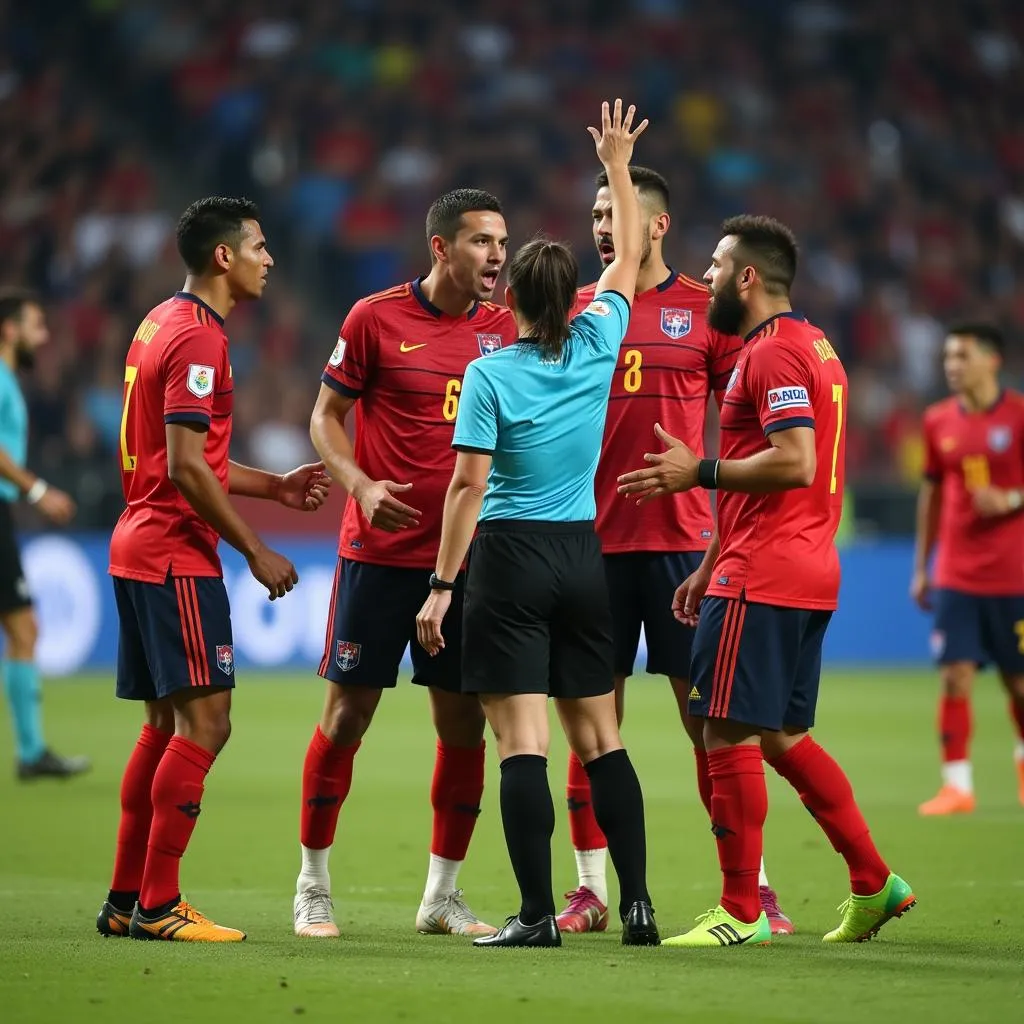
[322, 279, 517, 568]
[109, 292, 233, 583]
[707, 313, 847, 610]
[578, 271, 741, 552]
[923, 391, 1024, 594]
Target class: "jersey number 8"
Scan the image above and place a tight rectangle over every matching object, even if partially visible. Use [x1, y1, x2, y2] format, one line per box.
[623, 349, 643, 393]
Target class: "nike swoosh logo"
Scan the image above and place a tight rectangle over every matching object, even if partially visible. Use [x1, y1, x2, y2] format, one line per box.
[400, 341, 427, 352]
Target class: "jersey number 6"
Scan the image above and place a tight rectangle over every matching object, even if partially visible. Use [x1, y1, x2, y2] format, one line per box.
[442, 378, 461, 421]
[120, 365, 139, 471]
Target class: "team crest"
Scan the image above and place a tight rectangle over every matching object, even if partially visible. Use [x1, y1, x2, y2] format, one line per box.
[660, 308, 692, 339]
[215, 644, 234, 676]
[187, 363, 215, 398]
[988, 426, 1012, 453]
[929, 630, 946, 660]
[477, 334, 503, 356]
[329, 335, 346, 367]
[336, 640, 361, 672]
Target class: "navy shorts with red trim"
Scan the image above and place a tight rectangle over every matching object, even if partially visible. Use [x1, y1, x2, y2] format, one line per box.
[932, 588, 1024, 673]
[318, 558, 463, 692]
[687, 595, 832, 731]
[604, 551, 704, 679]
[113, 574, 235, 700]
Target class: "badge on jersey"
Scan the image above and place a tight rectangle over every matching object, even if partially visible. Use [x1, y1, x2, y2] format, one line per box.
[477, 334, 503, 356]
[766, 385, 810, 411]
[187, 364, 215, 398]
[988, 426, 1012, 453]
[726, 366, 741, 393]
[215, 644, 234, 676]
[660, 308, 692, 339]
[336, 640, 361, 672]
[329, 336, 346, 367]
[586, 300, 612, 317]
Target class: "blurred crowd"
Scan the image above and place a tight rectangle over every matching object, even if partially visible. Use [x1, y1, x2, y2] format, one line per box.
[2, 0, 1023, 529]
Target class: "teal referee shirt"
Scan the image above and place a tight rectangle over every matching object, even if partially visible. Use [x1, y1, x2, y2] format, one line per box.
[452, 290, 630, 522]
[0, 360, 27, 504]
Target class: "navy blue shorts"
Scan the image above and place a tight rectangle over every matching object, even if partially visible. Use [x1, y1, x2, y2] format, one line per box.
[113, 575, 235, 701]
[319, 558, 463, 692]
[604, 551, 704, 679]
[932, 588, 1024, 673]
[688, 595, 832, 731]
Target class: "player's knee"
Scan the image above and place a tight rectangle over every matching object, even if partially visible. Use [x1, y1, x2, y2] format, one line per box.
[2, 610, 37, 659]
[941, 664, 974, 698]
[1002, 673, 1024, 701]
[322, 691, 378, 746]
[433, 696, 485, 748]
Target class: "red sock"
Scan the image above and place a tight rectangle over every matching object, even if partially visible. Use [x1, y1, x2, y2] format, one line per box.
[1009, 698, 1024, 743]
[110, 724, 173, 894]
[300, 726, 360, 849]
[430, 739, 485, 861]
[567, 750, 606, 851]
[708, 745, 766, 924]
[694, 748, 713, 817]
[940, 696, 971, 763]
[140, 736, 216, 910]
[769, 736, 889, 896]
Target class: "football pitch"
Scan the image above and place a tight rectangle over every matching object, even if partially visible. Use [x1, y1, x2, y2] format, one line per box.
[2, 670, 1022, 1023]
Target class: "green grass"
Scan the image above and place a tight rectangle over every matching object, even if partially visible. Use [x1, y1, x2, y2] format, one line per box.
[2, 669, 1022, 1023]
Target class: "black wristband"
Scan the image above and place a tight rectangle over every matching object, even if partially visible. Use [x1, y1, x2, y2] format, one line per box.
[429, 573, 456, 591]
[697, 458, 719, 490]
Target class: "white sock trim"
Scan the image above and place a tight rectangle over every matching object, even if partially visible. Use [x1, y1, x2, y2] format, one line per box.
[758, 858, 769, 888]
[422, 853, 462, 905]
[298, 844, 332, 893]
[941, 760, 973, 793]
[1014, 741, 1024, 763]
[574, 847, 608, 906]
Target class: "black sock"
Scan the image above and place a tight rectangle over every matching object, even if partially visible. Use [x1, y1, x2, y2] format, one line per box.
[499, 754, 555, 925]
[585, 748, 650, 918]
[106, 889, 139, 913]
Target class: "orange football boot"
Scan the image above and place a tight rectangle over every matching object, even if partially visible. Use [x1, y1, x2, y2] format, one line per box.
[1015, 758, 1024, 807]
[129, 899, 246, 942]
[918, 785, 975, 816]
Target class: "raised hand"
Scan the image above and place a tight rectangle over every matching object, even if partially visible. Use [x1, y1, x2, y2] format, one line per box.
[617, 423, 699, 503]
[356, 478, 422, 532]
[587, 98, 649, 168]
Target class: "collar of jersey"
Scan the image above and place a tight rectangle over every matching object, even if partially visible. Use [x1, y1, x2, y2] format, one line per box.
[411, 277, 479, 320]
[958, 389, 1005, 415]
[175, 291, 225, 326]
[743, 310, 803, 343]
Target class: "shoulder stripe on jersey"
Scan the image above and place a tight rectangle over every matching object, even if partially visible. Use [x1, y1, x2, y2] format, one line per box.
[677, 272, 704, 290]
[321, 373, 362, 399]
[165, 411, 211, 427]
[764, 416, 814, 436]
[364, 283, 411, 305]
[710, 345, 743, 364]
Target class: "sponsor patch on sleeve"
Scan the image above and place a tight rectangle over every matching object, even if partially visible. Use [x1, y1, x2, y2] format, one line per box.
[186, 364, 215, 398]
[766, 385, 810, 412]
[328, 336, 346, 367]
[585, 300, 611, 317]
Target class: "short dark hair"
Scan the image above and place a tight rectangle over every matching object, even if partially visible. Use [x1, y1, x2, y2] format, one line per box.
[947, 321, 1005, 356]
[720, 214, 798, 296]
[425, 188, 503, 243]
[176, 196, 260, 274]
[507, 237, 578, 360]
[595, 165, 670, 214]
[0, 287, 38, 331]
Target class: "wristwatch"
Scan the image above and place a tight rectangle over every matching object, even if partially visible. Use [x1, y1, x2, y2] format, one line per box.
[428, 573, 456, 591]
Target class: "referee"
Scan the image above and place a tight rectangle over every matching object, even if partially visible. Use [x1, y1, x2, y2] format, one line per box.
[0, 289, 89, 779]
[416, 100, 658, 949]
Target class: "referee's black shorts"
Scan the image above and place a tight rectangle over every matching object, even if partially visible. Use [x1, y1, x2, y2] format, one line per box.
[0, 499, 32, 615]
[461, 519, 614, 700]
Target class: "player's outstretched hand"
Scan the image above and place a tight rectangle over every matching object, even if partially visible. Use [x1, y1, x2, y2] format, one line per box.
[278, 461, 331, 511]
[587, 98, 648, 168]
[416, 590, 452, 657]
[617, 423, 698, 503]
[910, 568, 931, 611]
[37, 486, 76, 526]
[357, 479, 422, 532]
[247, 543, 299, 601]
[673, 565, 713, 626]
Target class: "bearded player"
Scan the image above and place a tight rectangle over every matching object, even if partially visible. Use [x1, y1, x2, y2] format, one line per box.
[555, 167, 793, 937]
[294, 189, 518, 939]
[912, 323, 1024, 814]
[96, 197, 329, 942]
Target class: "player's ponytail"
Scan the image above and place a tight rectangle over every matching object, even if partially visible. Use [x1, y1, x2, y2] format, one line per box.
[508, 237, 578, 360]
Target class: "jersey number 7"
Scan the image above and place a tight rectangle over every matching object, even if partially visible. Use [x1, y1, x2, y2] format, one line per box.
[120, 366, 139, 471]
[829, 383, 844, 495]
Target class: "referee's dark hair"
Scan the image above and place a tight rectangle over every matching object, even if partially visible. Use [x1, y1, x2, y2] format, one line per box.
[176, 196, 260, 274]
[596, 165, 670, 215]
[0, 287, 38, 331]
[508, 237, 578, 360]
[946, 321, 1005, 356]
[721, 214, 798, 297]
[425, 188, 503, 245]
